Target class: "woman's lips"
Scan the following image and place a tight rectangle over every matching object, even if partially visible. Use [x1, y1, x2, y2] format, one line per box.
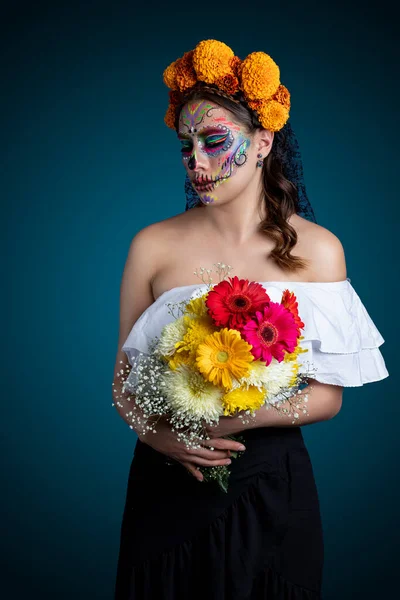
[193, 181, 216, 192]
[193, 177, 222, 192]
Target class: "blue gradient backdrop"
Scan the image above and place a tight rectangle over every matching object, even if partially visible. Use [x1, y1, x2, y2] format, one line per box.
[3, 1, 398, 598]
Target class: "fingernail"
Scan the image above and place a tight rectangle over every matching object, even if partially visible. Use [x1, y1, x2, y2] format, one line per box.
[238, 445, 246, 451]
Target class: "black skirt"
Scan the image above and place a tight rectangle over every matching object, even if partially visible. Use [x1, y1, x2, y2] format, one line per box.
[114, 426, 324, 599]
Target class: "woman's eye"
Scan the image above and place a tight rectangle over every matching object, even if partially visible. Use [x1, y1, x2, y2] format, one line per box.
[180, 143, 192, 153]
[205, 135, 228, 147]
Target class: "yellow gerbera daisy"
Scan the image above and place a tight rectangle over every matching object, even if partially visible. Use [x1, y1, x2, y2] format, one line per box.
[222, 385, 266, 416]
[196, 328, 254, 390]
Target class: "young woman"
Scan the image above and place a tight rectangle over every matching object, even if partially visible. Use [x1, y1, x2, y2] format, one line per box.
[113, 40, 389, 599]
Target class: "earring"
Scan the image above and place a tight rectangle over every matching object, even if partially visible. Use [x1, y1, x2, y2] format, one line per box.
[256, 153, 263, 168]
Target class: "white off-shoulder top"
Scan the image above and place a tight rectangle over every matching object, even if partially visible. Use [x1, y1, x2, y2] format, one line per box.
[122, 278, 389, 388]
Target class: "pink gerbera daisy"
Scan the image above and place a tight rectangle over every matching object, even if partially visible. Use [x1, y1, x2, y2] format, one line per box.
[241, 302, 299, 365]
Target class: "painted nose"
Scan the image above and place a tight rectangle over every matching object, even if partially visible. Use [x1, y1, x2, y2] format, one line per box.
[188, 154, 197, 170]
[187, 144, 208, 172]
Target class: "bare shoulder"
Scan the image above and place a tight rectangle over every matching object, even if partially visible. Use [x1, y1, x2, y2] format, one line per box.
[134, 209, 200, 251]
[128, 211, 195, 276]
[134, 209, 195, 240]
[294, 215, 347, 282]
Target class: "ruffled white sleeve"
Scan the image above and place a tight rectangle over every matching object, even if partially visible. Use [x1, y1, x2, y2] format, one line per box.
[121, 286, 195, 364]
[122, 279, 389, 389]
[277, 278, 389, 387]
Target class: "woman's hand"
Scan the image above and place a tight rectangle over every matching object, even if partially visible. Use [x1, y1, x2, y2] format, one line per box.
[139, 417, 246, 482]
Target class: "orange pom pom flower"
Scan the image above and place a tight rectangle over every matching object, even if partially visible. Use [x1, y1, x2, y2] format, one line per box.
[192, 39, 235, 84]
[240, 51, 280, 100]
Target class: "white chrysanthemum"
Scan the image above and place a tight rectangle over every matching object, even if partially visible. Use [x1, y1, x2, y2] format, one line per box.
[232, 357, 298, 400]
[154, 316, 187, 357]
[161, 364, 225, 421]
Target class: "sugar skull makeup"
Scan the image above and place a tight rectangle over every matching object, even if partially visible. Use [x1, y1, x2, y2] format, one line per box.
[178, 101, 252, 204]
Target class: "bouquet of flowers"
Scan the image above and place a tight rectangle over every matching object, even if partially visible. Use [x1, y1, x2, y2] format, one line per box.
[116, 263, 317, 492]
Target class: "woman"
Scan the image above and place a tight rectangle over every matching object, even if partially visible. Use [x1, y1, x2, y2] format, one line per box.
[113, 40, 389, 599]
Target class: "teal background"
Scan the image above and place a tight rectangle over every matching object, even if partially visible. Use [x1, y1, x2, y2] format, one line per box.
[3, 1, 398, 598]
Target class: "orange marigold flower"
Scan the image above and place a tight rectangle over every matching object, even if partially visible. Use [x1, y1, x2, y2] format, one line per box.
[247, 99, 264, 112]
[241, 51, 280, 101]
[193, 39, 234, 84]
[230, 55, 243, 78]
[164, 103, 177, 129]
[216, 73, 240, 95]
[163, 60, 179, 90]
[175, 50, 197, 92]
[169, 90, 182, 105]
[257, 100, 289, 132]
[272, 84, 291, 110]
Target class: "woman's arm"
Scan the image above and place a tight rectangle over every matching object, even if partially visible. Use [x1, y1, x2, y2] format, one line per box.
[203, 380, 343, 438]
[250, 379, 343, 427]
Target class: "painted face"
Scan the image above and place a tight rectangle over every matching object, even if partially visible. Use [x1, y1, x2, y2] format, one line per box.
[178, 101, 252, 205]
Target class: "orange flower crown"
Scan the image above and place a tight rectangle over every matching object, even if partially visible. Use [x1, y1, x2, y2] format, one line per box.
[163, 39, 291, 132]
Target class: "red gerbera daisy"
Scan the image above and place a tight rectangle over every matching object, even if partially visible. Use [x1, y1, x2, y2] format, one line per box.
[205, 276, 271, 331]
[281, 289, 305, 332]
[241, 302, 299, 365]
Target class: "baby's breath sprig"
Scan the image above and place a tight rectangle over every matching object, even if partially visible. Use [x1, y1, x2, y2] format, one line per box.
[193, 262, 234, 288]
[263, 362, 317, 424]
[112, 354, 173, 437]
[213, 261, 234, 282]
[165, 298, 188, 319]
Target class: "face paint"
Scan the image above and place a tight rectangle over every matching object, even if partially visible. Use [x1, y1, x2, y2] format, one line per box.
[180, 125, 234, 163]
[192, 132, 251, 203]
[178, 102, 252, 205]
[197, 125, 234, 157]
[179, 102, 229, 164]
[187, 153, 197, 170]
[180, 101, 217, 133]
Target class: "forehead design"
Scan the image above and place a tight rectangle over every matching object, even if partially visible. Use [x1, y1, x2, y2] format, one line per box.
[180, 101, 215, 132]
[179, 101, 242, 133]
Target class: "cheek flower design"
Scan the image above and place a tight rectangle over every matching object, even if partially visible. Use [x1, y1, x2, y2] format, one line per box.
[241, 303, 299, 366]
[205, 276, 271, 331]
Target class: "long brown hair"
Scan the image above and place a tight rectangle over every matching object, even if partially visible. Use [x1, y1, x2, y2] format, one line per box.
[175, 85, 310, 273]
